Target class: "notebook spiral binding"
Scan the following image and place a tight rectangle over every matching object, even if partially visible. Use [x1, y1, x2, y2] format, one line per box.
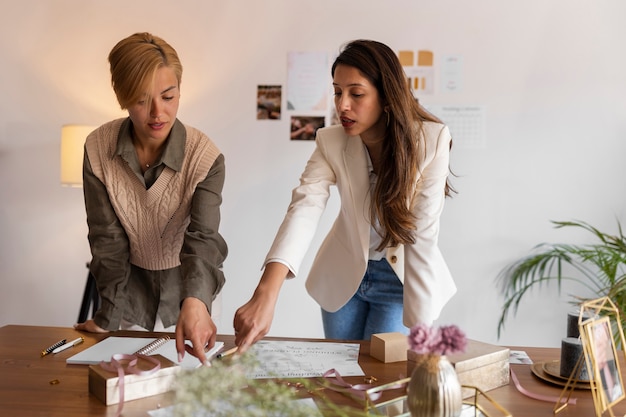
[133, 335, 171, 355]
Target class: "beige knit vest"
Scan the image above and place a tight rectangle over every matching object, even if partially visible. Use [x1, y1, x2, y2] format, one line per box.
[85, 118, 220, 270]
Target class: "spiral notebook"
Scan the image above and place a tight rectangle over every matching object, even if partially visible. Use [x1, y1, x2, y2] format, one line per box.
[66, 336, 224, 369]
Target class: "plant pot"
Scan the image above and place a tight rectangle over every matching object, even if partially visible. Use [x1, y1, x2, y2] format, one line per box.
[407, 354, 462, 417]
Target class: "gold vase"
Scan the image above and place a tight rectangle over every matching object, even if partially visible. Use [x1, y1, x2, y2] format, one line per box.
[407, 354, 462, 417]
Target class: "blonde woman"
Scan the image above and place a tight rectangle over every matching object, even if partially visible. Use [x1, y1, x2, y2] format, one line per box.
[76, 33, 227, 365]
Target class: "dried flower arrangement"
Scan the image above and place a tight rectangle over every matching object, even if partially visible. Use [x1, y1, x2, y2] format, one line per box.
[408, 323, 467, 371]
[406, 324, 467, 415]
[172, 353, 368, 417]
[408, 323, 467, 356]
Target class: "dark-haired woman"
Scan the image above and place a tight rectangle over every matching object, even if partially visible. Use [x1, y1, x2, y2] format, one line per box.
[234, 39, 455, 348]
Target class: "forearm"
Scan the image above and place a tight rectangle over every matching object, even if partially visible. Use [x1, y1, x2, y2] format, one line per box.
[180, 154, 228, 311]
[264, 144, 334, 276]
[254, 262, 290, 301]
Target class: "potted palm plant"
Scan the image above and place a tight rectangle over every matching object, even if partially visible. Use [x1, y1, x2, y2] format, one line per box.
[497, 219, 626, 341]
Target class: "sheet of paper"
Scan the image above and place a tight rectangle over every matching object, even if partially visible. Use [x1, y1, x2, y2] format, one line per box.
[509, 350, 533, 364]
[246, 340, 364, 379]
[286, 51, 329, 111]
[441, 54, 463, 93]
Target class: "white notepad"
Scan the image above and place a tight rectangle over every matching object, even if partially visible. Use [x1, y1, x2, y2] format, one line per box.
[66, 336, 224, 369]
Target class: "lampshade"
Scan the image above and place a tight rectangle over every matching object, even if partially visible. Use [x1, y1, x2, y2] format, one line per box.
[60, 124, 95, 187]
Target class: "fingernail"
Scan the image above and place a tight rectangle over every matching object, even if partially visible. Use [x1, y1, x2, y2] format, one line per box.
[178, 353, 183, 363]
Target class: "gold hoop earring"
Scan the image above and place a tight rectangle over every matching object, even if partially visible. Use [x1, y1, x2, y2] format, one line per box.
[386, 110, 390, 127]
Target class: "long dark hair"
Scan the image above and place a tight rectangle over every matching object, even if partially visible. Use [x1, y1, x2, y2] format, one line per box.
[332, 39, 454, 250]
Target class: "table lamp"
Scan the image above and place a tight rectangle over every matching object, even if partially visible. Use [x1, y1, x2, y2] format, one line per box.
[60, 124, 95, 187]
[59, 124, 100, 322]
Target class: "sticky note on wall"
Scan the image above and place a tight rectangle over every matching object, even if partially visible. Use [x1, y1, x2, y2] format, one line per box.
[398, 50, 414, 67]
[417, 50, 433, 66]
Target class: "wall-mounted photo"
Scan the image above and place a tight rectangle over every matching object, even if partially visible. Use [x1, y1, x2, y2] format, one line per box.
[290, 116, 325, 141]
[257, 85, 282, 120]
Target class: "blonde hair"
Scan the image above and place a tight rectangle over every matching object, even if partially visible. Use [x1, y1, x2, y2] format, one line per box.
[108, 32, 183, 109]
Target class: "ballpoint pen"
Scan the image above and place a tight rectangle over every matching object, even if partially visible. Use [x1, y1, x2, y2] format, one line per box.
[216, 346, 239, 359]
[41, 339, 66, 357]
[52, 337, 84, 354]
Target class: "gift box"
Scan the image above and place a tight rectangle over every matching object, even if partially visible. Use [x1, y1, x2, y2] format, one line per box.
[88, 354, 181, 405]
[407, 339, 510, 398]
[370, 332, 408, 363]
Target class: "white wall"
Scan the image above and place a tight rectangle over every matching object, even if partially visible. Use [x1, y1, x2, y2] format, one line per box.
[1, 0, 625, 348]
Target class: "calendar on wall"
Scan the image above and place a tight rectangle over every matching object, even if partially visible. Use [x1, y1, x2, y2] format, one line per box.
[425, 104, 486, 149]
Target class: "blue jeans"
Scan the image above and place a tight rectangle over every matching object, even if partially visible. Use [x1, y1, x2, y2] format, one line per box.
[321, 258, 407, 340]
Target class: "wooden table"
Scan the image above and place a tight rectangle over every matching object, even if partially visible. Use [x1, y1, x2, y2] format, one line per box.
[2, 324, 626, 416]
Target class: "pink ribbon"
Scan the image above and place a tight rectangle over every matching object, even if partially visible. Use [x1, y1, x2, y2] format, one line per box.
[322, 368, 406, 403]
[99, 354, 162, 417]
[510, 368, 577, 405]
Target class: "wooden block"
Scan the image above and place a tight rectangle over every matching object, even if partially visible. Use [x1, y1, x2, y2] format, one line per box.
[88, 354, 180, 405]
[370, 332, 408, 363]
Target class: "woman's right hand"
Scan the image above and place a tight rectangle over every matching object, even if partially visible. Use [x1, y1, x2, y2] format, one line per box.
[233, 262, 289, 352]
[233, 293, 277, 352]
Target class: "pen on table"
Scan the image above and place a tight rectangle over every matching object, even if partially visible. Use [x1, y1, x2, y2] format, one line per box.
[52, 337, 84, 354]
[216, 346, 239, 359]
[41, 339, 67, 357]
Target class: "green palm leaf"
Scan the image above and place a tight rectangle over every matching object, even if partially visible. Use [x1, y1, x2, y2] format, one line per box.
[497, 220, 626, 339]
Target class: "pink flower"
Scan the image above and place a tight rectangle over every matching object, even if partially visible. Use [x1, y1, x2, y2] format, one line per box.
[408, 323, 433, 354]
[433, 325, 467, 355]
[408, 323, 467, 356]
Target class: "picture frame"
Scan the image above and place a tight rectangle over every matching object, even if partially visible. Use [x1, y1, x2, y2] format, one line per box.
[582, 316, 625, 410]
[556, 297, 626, 417]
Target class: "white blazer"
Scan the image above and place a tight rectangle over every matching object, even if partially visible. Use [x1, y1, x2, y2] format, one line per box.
[265, 122, 456, 327]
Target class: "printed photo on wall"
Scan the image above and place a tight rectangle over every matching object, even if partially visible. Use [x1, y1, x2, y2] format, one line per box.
[290, 116, 324, 141]
[257, 85, 282, 120]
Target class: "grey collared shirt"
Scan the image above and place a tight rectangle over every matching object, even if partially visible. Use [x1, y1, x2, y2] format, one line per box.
[114, 118, 185, 188]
